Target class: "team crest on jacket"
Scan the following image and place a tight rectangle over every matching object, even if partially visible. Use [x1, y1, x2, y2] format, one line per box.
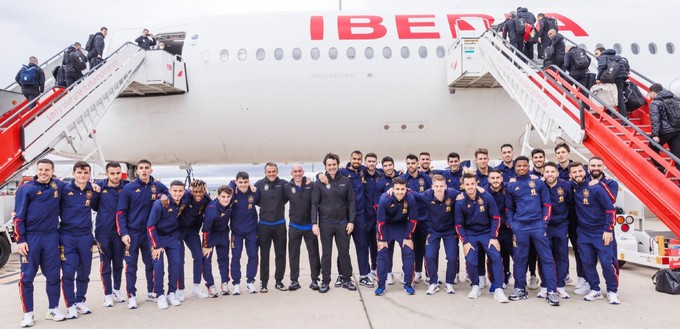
[326, 184, 331, 189]
[102, 189, 108, 193]
[264, 184, 269, 191]
[291, 187, 296, 194]
[51, 182, 58, 189]
[528, 180, 536, 188]
[557, 187, 565, 196]
[86, 191, 93, 199]
[68, 191, 74, 196]
[419, 178, 424, 186]
[583, 189, 590, 197]
[151, 185, 157, 193]
[445, 198, 452, 206]
[477, 198, 484, 205]
[248, 196, 254, 203]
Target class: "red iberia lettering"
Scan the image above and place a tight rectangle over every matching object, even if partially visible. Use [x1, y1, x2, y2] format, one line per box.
[395, 15, 440, 39]
[337, 15, 387, 40]
[310, 16, 324, 40]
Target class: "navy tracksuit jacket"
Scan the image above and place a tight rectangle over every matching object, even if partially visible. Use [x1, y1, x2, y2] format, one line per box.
[177, 191, 211, 289]
[202, 199, 232, 286]
[94, 179, 128, 295]
[147, 199, 183, 296]
[375, 193, 418, 288]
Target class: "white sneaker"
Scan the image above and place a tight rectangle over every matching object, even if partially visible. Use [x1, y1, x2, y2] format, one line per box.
[207, 286, 219, 298]
[156, 295, 168, 309]
[386, 273, 395, 285]
[565, 274, 573, 285]
[176, 290, 185, 302]
[494, 288, 509, 303]
[453, 273, 460, 284]
[478, 276, 487, 289]
[66, 305, 78, 319]
[574, 282, 591, 295]
[575, 277, 586, 289]
[557, 287, 571, 299]
[232, 284, 241, 296]
[528, 275, 539, 290]
[192, 285, 209, 299]
[426, 284, 440, 295]
[20, 312, 34, 327]
[103, 295, 114, 307]
[370, 270, 377, 280]
[584, 290, 603, 301]
[537, 287, 548, 298]
[146, 292, 156, 302]
[467, 285, 481, 299]
[247, 282, 258, 294]
[167, 292, 182, 306]
[607, 291, 620, 305]
[112, 290, 125, 303]
[414, 272, 423, 283]
[127, 296, 138, 309]
[446, 283, 455, 294]
[221, 282, 230, 295]
[45, 309, 66, 322]
[75, 302, 92, 315]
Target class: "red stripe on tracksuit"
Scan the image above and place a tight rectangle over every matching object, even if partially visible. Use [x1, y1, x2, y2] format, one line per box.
[19, 273, 27, 313]
[406, 219, 417, 240]
[606, 210, 616, 231]
[115, 211, 123, 236]
[455, 224, 466, 243]
[147, 226, 158, 249]
[601, 182, 616, 203]
[543, 203, 552, 222]
[202, 232, 209, 248]
[377, 222, 385, 241]
[100, 258, 106, 294]
[493, 215, 501, 238]
[13, 218, 21, 242]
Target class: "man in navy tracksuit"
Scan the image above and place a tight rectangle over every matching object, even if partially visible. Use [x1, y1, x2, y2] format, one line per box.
[587, 157, 621, 279]
[95, 162, 128, 307]
[505, 156, 560, 306]
[569, 162, 620, 304]
[538, 162, 573, 299]
[487, 169, 512, 289]
[177, 180, 211, 299]
[454, 173, 508, 302]
[363, 153, 382, 279]
[530, 148, 546, 177]
[14, 159, 67, 327]
[284, 165, 320, 291]
[147, 180, 185, 309]
[202, 186, 233, 297]
[474, 148, 491, 189]
[229, 172, 260, 295]
[116, 159, 168, 309]
[254, 163, 289, 292]
[496, 144, 517, 183]
[412, 174, 460, 295]
[401, 154, 431, 283]
[60, 161, 99, 319]
[374, 177, 418, 296]
[435, 152, 466, 191]
[376, 156, 399, 283]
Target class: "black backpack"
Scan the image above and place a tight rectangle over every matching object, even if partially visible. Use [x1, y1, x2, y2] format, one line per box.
[662, 96, 680, 128]
[600, 58, 621, 83]
[543, 46, 555, 59]
[85, 34, 96, 52]
[62, 46, 75, 66]
[573, 48, 590, 70]
[546, 17, 559, 32]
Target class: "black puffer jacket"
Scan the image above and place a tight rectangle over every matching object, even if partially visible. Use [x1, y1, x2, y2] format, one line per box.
[517, 7, 536, 24]
[650, 90, 680, 137]
[596, 49, 629, 80]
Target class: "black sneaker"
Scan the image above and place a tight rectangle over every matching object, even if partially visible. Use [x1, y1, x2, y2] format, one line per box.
[275, 282, 288, 291]
[319, 283, 329, 293]
[342, 280, 357, 291]
[359, 276, 375, 288]
[546, 292, 560, 306]
[509, 288, 528, 301]
[260, 284, 268, 293]
[289, 281, 301, 291]
[309, 280, 320, 291]
[334, 276, 343, 287]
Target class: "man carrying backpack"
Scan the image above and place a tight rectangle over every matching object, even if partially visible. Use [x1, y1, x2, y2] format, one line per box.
[595, 47, 630, 118]
[543, 29, 565, 70]
[648, 83, 680, 171]
[65, 42, 88, 87]
[87, 27, 108, 68]
[564, 45, 592, 97]
[14, 56, 45, 108]
[502, 11, 524, 54]
[536, 14, 558, 59]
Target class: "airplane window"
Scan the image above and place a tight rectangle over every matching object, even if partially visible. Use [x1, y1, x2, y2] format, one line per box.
[311, 47, 320, 60]
[347, 47, 356, 59]
[329, 47, 338, 60]
[219, 49, 229, 62]
[436, 46, 445, 58]
[256, 48, 265, 61]
[293, 48, 302, 60]
[667, 42, 675, 54]
[238, 49, 247, 61]
[579, 44, 588, 50]
[274, 48, 283, 60]
[418, 46, 427, 59]
[649, 42, 657, 54]
[365, 47, 374, 59]
[613, 43, 622, 54]
[595, 43, 604, 49]
[383, 46, 392, 59]
[401, 46, 410, 59]
[631, 43, 640, 55]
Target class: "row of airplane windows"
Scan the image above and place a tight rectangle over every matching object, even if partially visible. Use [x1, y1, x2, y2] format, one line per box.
[588, 42, 675, 55]
[217, 46, 448, 62]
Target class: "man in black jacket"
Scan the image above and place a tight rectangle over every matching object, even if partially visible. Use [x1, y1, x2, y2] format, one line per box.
[536, 14, 550, 59]
[312, 153, 356, 293]
[502, 11, 524, 54]
[648, 83, 680, 171]
[564, 45, 591, 97]
[135, 29, 157, 50]
[88, 27, 107, 68]
[595, 47, 629, 118]
[546, 29, 565, 70]
[517, 7, 536, 60]
[15, 56, 45, 108]
[65, 43, 87, 87]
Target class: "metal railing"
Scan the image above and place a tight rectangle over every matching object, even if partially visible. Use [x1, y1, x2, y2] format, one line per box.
[4, 46, 71, 90]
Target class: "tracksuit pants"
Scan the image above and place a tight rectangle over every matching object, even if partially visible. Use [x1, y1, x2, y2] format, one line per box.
[179, 227, 209, 289]
[366, 215, 378, 272]
[413, 222, 428, 273]
[203, 230, 230, 287]
[568, 212, 585, 278]
[338, 214, 370, 277]
[527, 239, 538, 276]
[488, 227, 513, 287]
[151, 235, 181, 296]
[231, 231, 258, 285]
[258, 222, 287, 286]
[512, 221, 557, 291]
[60, 233, 94, 307]
[577, 229, 619, 293]
[320, 221, 352, 284]
[19, 232, 61, 313]
[425, 232, 458, 285]
[288, 225, 320, 282]
[96, 234, 124, 295]
[376, 224, 415, 288]
[124, 232, 154, 298]
[464, 234, 503, 289]
[540, 222, 569, 288]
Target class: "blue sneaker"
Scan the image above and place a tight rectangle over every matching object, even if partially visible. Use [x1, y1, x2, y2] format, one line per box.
[404, 284, 415, 295]
[374, 286, 386, 296]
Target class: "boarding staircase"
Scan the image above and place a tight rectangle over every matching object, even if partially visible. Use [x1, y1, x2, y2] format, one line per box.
[447, 29, 680, 240]
[0, 42, 188, 188]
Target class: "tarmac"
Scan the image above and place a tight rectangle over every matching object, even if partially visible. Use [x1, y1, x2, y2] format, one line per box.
[0, 218, 677, 329]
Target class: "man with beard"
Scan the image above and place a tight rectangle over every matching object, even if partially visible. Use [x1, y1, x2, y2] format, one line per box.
[419, 152, 434, 179]
[401, 154, 432, 284]
[587, 157, 621, 278]
[487, 169, 513, 289]
[495, 144, 516, 183]
[363, 153, 382, 279]
[376, 156, 399, 284]
[530, 149, 546, 177]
